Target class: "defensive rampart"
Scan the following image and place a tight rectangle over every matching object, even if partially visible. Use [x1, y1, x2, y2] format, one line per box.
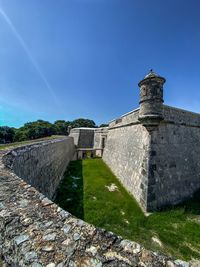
[103, 109, 150, 211]
[2, 137, 75, 199]
[0, 138, 184, 266]
[102, 71, 200, 212]
[103, 105, 200, 212]
[148, 106, 200, 210]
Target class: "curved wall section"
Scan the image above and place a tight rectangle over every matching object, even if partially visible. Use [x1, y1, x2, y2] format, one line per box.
[0, 139, 183, 266]
[2, 137, 75, 199]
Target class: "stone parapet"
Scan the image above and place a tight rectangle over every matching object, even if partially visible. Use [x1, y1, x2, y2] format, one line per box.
[2, 137, 75, 200]
[163, 105, 200, 126]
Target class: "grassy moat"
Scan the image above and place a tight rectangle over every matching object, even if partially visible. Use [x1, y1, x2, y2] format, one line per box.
[55, 158, 200, 261]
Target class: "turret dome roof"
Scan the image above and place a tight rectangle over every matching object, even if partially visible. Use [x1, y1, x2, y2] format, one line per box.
[144, 69, 160, 79]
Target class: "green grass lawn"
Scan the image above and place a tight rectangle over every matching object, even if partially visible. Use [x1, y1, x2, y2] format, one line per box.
[55, 158, 200, 261]
[0, 135, 66, 150]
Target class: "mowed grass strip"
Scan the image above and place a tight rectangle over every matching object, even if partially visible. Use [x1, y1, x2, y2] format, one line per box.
[55, 158, 200, 261]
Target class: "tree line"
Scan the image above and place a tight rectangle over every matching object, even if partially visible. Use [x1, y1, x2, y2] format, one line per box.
[0, 118, 108, 144]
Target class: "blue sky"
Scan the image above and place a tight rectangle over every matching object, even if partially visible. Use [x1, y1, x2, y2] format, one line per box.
[0, 0, 200, 128]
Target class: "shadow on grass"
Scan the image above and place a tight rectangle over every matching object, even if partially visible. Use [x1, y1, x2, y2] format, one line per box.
[55, 159, 200, 260]
[55, 159, 200, 219]
[56, 159, 200, 219]
[55, 160, 84, 219]
[182, 189, 200, 215]
[156, 188, 200, 215]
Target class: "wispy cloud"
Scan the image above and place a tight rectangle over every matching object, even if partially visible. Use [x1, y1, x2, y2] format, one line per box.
[0, 7, 59, 105]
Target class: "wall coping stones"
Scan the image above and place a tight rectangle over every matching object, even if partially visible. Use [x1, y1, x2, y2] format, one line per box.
[0, 139, 190, 266]
[108, 108, 140, 124]
[2, 137, 68, 163]
[107, 105, 200, 130]
[163, 105, 200, 117]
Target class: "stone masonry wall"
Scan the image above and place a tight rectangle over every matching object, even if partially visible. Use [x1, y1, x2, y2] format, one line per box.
[93, 128, 108, 149]
[78, 130, 94, 148]
[70, 129, 95, 148]
[69, 129, 80, 146]
[147, 108, 200, 210]
[2, 137, 75, 200]
[103, 124, 150, 211]
[163, 105, 200, 125]
[103, 105, 200, 212]
[109, 108, 139, 128]
[0, 140, 184, 266]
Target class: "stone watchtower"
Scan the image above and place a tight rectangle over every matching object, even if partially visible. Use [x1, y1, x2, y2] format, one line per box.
[138, 70, 166, 129]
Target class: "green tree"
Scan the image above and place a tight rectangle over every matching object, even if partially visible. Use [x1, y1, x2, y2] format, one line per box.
[99, 123, 108, 127]
[54, 120, 71, 135]
[71, 118, 96, 128]
[3, 117, 97, 143]
[13, 129, 28, 142]
[0, 126, 15, 144]
[14, 120, 56, 141]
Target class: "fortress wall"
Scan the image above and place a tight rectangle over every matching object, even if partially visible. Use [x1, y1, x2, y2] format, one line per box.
[163, 105, 200, 125]
[103, 124, 150, 211]
[109, 108, 139, 128]
[103, 105, 200, 212]
[148, 120, 200, 210]
[93, 128, 106, 149]
[78, 129, 94, 148]
[2, 137, 75, 199]
[70, 128, 95, 148]
[0, 142, 178, 266]
[93, 130, 102, 148]
[69, 129, 80, 146]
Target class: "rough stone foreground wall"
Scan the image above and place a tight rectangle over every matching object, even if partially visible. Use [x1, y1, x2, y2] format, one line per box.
[0, 143, 184, 266]
[103, 123, 150, 211]
[147, 106, 200, 210]
[2, 137, 75, 199]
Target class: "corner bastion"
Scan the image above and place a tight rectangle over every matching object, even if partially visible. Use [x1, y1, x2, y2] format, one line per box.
[70, 70, 200, 213]
[103, 71, 200, 212]
[102, 104, 200, 211]
[0, 137, 184, 266]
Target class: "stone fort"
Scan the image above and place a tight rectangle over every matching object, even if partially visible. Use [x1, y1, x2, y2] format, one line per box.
[70, 70, 200, 212]
[0, 71, 199, 266]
